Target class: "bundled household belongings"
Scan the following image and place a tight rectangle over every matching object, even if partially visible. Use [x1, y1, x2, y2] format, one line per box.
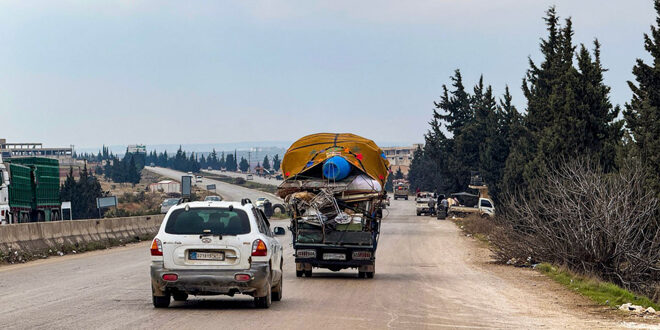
[277, 133, 390, 278]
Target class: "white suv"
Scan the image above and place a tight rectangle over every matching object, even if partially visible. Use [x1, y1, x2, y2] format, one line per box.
[150, 200, 285, 308]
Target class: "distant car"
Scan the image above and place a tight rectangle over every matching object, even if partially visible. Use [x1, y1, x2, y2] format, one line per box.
[150, 162, 155, 167]
[196, 175, 203, 183]
[160, 198, 179, 214]
[255, 197, 269, 207]
[246, 174, 253, 181]
[149, 201, 285, 308]
[204, 195, 223, 202]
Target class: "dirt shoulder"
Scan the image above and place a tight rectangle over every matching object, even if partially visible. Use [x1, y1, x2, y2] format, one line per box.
[454, 219, 659, 329]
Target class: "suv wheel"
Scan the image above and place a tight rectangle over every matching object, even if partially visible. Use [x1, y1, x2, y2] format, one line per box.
[152, 293, 171, 308]
[272, 278, 283, 301]
[254, 283, 272, 308]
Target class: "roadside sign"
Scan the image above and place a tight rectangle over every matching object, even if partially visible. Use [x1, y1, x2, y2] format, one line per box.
[96, 196, 117, 219]
[181, 175, 192, 198]
[96, 196, 117, 209]
[206, 184, 216, 190]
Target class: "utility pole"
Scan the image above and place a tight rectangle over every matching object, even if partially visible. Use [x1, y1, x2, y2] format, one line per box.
[248, 151, 251, 173]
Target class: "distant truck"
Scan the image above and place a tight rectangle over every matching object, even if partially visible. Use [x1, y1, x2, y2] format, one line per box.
[0, 156, 61, 223]
[415, 191, 434, 216]
[393, 180, 409, 200]
[448, 197, 495, 218]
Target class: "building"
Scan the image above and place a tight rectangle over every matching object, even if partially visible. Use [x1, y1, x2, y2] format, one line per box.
[382, 144, 423, 176]
[149, 180, 181, 194]
[127, 144, 146, 154]
[0, 138, 73, 159]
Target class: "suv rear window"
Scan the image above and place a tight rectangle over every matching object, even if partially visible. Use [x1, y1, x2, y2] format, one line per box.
[165, 207, 251, 235]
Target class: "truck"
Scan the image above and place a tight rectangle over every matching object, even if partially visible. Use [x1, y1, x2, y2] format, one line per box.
[447, 173, 495, 218]
[447, 197, 495, 218]
[277, 133, 390, 279]
[415, 191, 435, 216]
[392, 179, 409, 200]
[0, 156, 61, 224]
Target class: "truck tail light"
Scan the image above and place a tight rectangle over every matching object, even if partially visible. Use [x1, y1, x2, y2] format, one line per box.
[352, 251, 372, 260]
[251, 239, 267, 256]
[150, 238, 163, 256]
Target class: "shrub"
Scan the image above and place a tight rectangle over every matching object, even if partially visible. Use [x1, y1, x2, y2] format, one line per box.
[492, 159, 660, 298]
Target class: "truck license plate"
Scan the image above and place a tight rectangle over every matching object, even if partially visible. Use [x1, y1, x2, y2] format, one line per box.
[323, 253, 346, 261]
[190, 251, 224, 261]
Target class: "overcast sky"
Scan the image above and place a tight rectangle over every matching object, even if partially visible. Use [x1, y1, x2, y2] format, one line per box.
[0, 0, 655, 149]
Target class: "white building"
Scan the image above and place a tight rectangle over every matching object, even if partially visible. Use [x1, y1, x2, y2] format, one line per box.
[127, 144, 146, 154]
[382, 144, 423, 175]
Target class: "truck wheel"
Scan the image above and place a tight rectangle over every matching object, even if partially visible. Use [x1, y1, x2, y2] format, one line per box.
[358, 271, 366, 278]
[405, 196, 408, 200]
[296, 270, 303, 277]
[152, 293, 171, 308]
[416, 212, 420, 216]
[304, 269, 312, 277]
[272, 204, 286, 214]
[366, 272, 374, 279]
[254, 283, 272, 308]
[271, 278, 283, 302]
[172, 292, 188, 301]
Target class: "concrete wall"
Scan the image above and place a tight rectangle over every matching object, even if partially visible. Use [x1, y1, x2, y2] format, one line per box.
[0, 214, 164, 256]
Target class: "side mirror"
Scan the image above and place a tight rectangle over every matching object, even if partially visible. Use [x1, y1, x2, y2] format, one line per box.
[273, 226, 286, 236]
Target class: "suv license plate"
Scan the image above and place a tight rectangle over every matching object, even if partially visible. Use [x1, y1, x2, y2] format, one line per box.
[190, 251, 225, 261]
[323, 253, 346, 261]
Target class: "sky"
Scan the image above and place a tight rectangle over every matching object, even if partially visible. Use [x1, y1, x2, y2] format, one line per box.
[0, 0, 656, 149]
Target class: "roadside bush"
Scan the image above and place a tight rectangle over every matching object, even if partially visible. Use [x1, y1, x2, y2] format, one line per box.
[491, 159, 660, 299]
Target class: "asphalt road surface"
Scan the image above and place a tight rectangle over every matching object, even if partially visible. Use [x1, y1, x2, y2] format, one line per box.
[201, 169, 283, 187]
[145, 166, 281, 203]
[0, 200, 624, 329]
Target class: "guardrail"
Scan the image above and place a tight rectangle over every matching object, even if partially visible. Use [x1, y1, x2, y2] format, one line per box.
[0, 215, 165, 259]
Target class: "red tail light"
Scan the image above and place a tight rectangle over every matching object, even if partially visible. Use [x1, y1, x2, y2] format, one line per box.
[162, 274, 178, 281]
[234, 274, 251, 282]
[251, 239, 267, 256]
[150, 238, 163, 256]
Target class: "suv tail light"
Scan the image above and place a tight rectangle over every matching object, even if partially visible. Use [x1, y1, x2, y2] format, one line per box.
[251, 239, 267, 256]
[150, 238, 163, 256]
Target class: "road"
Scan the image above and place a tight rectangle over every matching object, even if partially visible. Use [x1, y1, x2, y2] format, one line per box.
[145, 166, 281, 203]
[201, 169, 283, 187]
[0, 199, 626, 329]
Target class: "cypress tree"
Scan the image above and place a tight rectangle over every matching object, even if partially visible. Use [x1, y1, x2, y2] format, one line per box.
[624, 0, 660, 196]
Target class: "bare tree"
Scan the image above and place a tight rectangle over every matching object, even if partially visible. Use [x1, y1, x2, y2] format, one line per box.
[492, 158, 660, 297]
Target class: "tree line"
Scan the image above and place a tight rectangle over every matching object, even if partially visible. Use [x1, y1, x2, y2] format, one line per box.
[144, 147, 281, 174]
[408, 5, 658, 202]
[407, 3, 660, 300]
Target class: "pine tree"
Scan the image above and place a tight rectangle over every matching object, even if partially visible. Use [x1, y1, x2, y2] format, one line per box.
[272, 154, 281, 172]
[624, 0, 660, 196]
[263, 155, 271, 170]
[239, 157, 249, 172]
[394, 167, 404, 180]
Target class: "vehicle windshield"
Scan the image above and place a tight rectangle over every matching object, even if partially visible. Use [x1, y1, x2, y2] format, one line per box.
[162, 199, 178, 206]
[165, 207, 250, 235]
[257, 198, 266, 201]
[205, 196, 221, 201]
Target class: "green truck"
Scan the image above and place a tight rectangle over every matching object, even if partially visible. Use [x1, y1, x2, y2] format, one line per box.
[0, 156, 61, 223]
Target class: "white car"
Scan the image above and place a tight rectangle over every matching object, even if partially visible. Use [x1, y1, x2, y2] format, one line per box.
[254, 197, 269, 207]
[195, 175, 203, 183]
[150, 200, 285, 308]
